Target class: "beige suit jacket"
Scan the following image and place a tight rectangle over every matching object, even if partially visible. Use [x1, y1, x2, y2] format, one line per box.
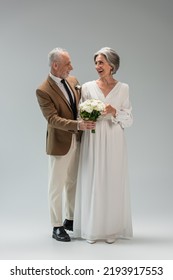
[36, 75, 81, 155]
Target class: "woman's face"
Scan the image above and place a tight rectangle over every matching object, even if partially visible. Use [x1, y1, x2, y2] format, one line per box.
[95, 54, 112, 78]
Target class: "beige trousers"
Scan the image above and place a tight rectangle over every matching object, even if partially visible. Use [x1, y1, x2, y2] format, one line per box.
[48, 136, 80, 227]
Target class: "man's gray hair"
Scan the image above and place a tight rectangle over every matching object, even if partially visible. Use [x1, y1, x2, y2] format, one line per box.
[94, 47, 120, 74]
[48, 47, 67, 66]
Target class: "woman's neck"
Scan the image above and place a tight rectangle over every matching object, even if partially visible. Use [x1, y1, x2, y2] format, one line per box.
[98, 76, 116, 85]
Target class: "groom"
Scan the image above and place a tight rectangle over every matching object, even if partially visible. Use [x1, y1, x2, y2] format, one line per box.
[36, 47, 95, 242]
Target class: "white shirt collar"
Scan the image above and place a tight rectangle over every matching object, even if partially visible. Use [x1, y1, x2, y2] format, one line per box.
[49, 73, 62, 84]
[49, 73, 74, 102]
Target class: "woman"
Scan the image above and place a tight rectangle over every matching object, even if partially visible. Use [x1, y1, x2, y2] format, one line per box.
[74, 47, 133, 244]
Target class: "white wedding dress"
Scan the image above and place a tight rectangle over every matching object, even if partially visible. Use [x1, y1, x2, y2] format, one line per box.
[73, 81, 133, 241]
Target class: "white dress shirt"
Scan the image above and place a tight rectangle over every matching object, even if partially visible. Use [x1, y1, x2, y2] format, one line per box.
[49, 73, 74, 103]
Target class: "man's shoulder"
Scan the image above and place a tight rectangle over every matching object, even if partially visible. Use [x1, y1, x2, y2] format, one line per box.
[37, 76, 56, 93]
[37, 76, 49, 90]
[66, 75, 78, 83]
[66, 76, 80, 89]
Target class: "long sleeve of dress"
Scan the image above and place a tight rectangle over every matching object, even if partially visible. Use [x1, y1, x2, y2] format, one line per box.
[112, 84, 133, 128]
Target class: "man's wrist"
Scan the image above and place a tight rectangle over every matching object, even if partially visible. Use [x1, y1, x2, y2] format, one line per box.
[77, 120, 81, 131]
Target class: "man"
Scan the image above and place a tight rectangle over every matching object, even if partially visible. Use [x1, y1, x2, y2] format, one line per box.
[36, 47, 95, 242]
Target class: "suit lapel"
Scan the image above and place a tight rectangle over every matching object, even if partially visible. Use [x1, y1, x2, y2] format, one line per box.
[66, 77, 80, 109]
[47, 76, 72, 111]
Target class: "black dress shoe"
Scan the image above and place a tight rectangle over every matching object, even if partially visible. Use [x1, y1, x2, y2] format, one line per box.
[52, 226, 71, 242]
[63, 219, 73, 231]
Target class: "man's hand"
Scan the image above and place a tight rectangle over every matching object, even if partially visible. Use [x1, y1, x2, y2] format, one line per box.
[78, 120, 96, 131]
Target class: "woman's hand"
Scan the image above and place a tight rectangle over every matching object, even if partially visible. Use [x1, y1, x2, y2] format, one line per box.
[103, 104, 116, 117]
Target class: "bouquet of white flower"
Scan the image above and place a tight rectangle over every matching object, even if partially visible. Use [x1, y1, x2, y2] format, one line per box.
[79, 99, 105, 133]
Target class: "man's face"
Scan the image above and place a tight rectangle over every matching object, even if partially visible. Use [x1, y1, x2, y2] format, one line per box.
[53, 52, 73, 79]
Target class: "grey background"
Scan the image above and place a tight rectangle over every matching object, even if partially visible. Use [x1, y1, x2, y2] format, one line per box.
[0, 0, 173, 260]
